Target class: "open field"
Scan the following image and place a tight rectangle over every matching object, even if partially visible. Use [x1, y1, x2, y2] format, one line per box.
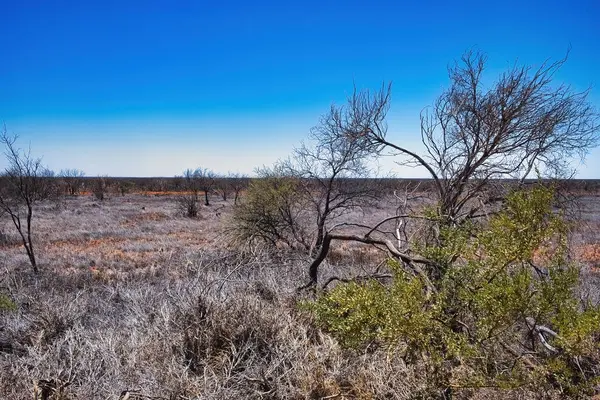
[1, 190, 600, 399]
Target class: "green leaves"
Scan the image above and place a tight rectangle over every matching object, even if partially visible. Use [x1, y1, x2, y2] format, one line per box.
[0, 294, 16, 313]
[308, 185, 600, 394]
[231, 175, 310, 250]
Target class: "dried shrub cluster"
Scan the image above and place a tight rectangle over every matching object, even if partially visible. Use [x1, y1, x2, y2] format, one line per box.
[0, 248, 432, 399]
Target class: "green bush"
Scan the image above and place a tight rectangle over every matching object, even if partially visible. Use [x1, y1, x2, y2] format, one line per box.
[308, 185, 600, 396]
[230, 174, 310, 250]
[0, 293, 17, 312]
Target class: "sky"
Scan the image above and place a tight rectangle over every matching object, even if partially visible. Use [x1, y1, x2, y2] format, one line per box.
[1, 0, 599, 177]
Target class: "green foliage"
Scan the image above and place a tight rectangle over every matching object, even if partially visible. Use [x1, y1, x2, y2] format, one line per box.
[231, 174, 310, 250]
[0, 293, 16, 312]
[309, 266, 434, 349]
[309, 185, 600, 395]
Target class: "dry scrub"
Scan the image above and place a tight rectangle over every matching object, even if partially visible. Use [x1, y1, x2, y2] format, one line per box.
[1, 193, 600, 399]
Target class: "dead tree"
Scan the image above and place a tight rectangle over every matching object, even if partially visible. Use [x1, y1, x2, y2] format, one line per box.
[92, 176, 110, 201]
[213, 174, 230, 201]
[353, 51, 598, 225]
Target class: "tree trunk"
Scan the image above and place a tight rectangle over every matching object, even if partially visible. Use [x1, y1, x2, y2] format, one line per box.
[26, 205, 38, 273]
[308, 233, 332, 286]
[25, 244, 37, 274]
[313, 227, 325, 258]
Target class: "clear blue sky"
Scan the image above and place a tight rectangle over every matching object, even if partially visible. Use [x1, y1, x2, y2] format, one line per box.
[1, 0, 599, 177]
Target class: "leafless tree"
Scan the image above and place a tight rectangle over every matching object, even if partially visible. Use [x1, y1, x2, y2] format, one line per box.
[178, 169, 200, 217]
[280, 102, 378, 256]
[193, 167, 215, 206]
[59, 168, 85, 196]
[0, 127, 55, 273]
[178, 167, 216, 217]
[92, 176, 110, 201]
[304, 51, 599, 287]
[353, 51, 598, 224]
[213, 174, 231, 202]
[229, 173, 249, 205]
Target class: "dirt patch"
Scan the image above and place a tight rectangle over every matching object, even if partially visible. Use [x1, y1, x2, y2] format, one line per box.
[120, 211, 170, 227]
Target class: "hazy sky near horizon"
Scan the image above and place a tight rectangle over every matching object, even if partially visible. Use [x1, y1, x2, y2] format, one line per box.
[1, 0, 599, 177]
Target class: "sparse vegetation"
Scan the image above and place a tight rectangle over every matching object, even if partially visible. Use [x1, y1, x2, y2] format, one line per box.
[59, 168, 85, 196]
[0, 178, 599, 398]
[1, 51, 599, 399]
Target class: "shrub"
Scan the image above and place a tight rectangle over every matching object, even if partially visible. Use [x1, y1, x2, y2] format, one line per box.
[178, 193, 200, 218]
[230, 175, 310, 250]
[0, 294, 16, 313]
[309, 185, 600, 396]
[92, 176, 109, 201]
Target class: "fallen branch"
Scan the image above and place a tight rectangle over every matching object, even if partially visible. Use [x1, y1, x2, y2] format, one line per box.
[525, 317, 560, 353]
[321, 273, 393, 290]
[300, 232, 436, 295]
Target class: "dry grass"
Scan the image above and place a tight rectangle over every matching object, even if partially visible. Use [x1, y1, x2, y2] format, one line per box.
[1, 192, 599, 399]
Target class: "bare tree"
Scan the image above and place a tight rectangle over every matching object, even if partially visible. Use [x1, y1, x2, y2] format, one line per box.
[92, 176, 110, 201]
[213, 174, 230, 202]
[193, 167, 215, 206]
[229, 173, 249, 205]
[280, 103, 378, 256]
[59, 168, 85, 196]
[352, 51, 598, 224]
[178, 169, 200, 217]
[304, 51, 599, 287]
[0, 127, 55, 273]
[177, 167, 216, 217]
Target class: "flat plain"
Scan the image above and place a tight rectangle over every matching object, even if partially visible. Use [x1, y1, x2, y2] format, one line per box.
[1, 188, 600, 399]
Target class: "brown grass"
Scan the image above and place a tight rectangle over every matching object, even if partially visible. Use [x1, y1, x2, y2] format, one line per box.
[0, 192, 598, 399]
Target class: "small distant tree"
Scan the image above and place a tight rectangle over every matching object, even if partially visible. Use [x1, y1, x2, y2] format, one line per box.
[229, 173, 249, 205]
[213, 174, 230, 201]
[0, 127, 55, 273]
[117, 180, 135, 196]
[92, 176, 110, 201]
[59, 168, 85, 196]
[152, 178, 169, 193]
[172, 175, 185, 192]
[187, 167, 215, 206]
